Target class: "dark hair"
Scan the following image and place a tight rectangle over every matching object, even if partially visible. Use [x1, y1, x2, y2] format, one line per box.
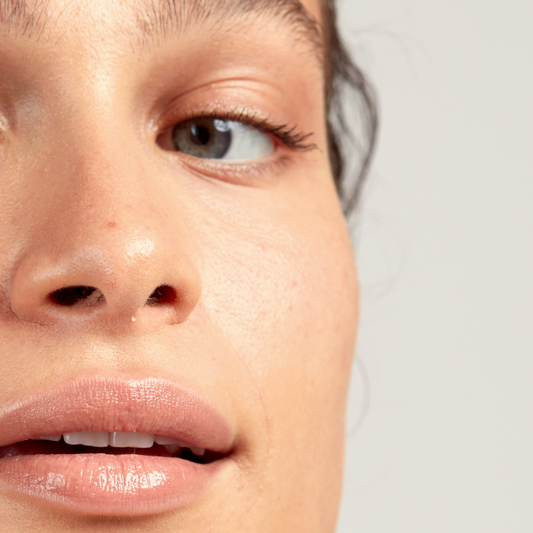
[322, 0, 378, 217]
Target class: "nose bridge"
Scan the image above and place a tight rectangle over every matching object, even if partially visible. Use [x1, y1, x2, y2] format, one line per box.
[7, 112, 202, 328]
[36, 121, 161, 293]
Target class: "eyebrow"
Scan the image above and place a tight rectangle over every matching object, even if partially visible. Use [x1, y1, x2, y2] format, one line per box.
[139, 0, 322, 52]
[0, 0, 324, 63]
[0, 0, 48, 39]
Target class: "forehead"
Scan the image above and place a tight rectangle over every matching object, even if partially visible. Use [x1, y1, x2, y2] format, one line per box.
[0, 0, 322, 18]
[0, 0, 324, 59]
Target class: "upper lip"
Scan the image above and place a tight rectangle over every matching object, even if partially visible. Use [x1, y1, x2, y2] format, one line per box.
[0, 376, 234, 452]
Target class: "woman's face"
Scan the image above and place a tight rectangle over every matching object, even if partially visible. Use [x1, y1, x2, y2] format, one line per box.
[0, 0, 359, 531]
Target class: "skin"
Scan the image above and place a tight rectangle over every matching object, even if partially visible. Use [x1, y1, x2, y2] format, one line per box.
[0, 0, 359, 531]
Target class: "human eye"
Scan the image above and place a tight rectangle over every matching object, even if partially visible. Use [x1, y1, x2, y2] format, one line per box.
[172, 117, 274, 162]
[162, 106, 317, 169]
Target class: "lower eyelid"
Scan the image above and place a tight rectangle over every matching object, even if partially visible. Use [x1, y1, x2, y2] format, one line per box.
[174, 150, 294, 185]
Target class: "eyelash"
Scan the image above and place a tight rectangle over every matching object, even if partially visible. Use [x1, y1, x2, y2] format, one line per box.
[173, 107, 317, 153]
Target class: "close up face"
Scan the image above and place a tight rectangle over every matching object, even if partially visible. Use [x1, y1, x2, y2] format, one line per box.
[0, 0, 359, 531]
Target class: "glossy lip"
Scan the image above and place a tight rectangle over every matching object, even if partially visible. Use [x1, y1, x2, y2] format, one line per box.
[0, 376, 234, 516]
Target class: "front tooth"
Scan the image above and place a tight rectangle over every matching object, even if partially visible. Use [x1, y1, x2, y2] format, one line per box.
[35, 435, 62, 442]
[109, 432, 154, 448]
[64, 431, 109, 447]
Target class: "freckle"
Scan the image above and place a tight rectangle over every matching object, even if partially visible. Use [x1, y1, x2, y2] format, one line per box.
[108, 222, 116, 228]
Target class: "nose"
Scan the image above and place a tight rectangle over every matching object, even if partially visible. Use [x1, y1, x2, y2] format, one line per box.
[10, 232, 201, 328]
[7, 129, 201, 330]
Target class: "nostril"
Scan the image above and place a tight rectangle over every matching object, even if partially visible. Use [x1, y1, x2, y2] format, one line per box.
[48, 286, 105, 307]
[146, 285, 177, 306]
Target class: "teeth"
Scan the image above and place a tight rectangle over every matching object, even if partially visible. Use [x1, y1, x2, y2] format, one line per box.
[34, 431, 202, 453]
[154, 436, 204, 455]
[191, 447, 206, 457]
[109, 432, 154, 448]
[164, 444, 182, 455]
[154, 435, 189, 446]
[36, 435, 62, 442]
[64, 431, 109, 447]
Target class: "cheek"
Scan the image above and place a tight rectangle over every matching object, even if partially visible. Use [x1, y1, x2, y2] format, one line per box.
[190, 182, 359, 529]
[195, 186, 359, 405]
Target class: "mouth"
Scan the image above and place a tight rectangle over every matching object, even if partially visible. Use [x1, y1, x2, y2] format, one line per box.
[0, 431, 224, 464]
[0, 377, 234, 516]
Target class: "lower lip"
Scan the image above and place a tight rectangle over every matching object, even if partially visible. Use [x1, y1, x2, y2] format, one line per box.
[0, 453, 221, 515]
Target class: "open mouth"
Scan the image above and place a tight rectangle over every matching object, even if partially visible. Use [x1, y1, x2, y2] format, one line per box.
[0, 377, 234, 516]
[0, 431, 225, 464]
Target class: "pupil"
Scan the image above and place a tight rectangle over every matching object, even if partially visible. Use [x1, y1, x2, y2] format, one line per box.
[191, 125, 211, 146]
[171, 118, 233, 159]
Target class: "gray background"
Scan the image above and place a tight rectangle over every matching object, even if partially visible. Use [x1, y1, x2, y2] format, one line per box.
[337, 0, 533, 531]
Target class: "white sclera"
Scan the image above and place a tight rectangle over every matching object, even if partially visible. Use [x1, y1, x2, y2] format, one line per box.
[220, 121, 275, 161]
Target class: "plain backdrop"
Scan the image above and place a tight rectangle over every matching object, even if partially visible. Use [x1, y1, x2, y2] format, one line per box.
[336, 1, 533, 532]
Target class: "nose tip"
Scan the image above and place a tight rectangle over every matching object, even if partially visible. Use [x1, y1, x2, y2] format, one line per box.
[9, 234, 202, 328]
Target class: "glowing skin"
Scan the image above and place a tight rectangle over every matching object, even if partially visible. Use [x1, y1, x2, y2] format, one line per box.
[0, 0, 359, 531]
